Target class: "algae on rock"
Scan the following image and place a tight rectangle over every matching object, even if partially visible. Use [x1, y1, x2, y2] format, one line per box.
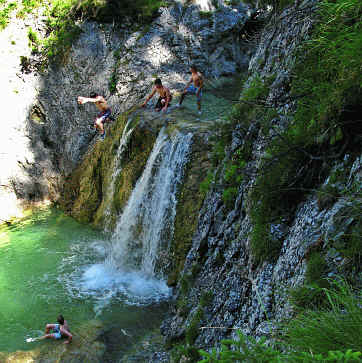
[60, 110, 156, 229]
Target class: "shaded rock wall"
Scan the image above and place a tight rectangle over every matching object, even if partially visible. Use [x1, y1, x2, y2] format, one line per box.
[0, 0, 252, 222]
[159, 0, 362, 357]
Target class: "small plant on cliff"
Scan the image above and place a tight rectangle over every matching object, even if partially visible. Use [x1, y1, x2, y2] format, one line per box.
[199, 280, 362, 362]
[248, 0, 362, 264]
[0, 0, 17, 30]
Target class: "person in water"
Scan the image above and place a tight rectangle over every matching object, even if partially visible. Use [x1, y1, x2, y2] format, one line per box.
[177, 65, 204, 115]
[40, 314, 72, 344]
[77, 92, 111, 140]
[141, 78, 172, 112]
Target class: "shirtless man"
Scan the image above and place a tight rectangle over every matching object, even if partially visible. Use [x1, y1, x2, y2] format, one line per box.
[77, 92, 111, 139]
[177, 65, 204, 115]
[39, 315, 72, 344]
[141, 78, 172, 112]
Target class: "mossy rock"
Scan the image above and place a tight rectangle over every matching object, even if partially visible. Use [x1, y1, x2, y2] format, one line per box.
[60, 109, 156, 229]
[167, 136, 211, 286]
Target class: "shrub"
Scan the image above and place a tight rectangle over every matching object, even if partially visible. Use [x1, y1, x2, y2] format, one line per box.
[289, 284, 329, 310]
[248, 0, 362, 264]
[199, 280, 362, 362]
[200, 172, 215, 196]
[286, 279, 362, 355]
[305, 252, 328, 285]
[0, 0, 17, 30]
[186, 307, 204, 345]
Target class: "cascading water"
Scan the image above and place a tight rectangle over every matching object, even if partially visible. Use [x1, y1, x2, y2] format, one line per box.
[109, 128, 193, 276]
[103, 118, 135, 231]
[68, 127, 193, 310]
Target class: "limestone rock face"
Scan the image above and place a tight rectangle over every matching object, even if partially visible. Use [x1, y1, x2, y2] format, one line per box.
[157, 0, 362, 357]
[0, 1, 252, 221]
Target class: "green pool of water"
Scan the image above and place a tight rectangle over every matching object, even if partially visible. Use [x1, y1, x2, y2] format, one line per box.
[0, 208, 169, 358]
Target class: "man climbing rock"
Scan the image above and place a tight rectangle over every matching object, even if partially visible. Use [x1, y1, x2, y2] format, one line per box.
[78, 92, 111, 140]
[141, 78, 172, 112]
[177, 65, 204, 115]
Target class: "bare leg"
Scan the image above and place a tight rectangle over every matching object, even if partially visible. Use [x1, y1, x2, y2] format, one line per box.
[39, 333, 56, 340]
[179, 90, 187, 105]
[197, 100, 201, 111]
[95, 118, 104, 135]
[45, 324, 55, 334]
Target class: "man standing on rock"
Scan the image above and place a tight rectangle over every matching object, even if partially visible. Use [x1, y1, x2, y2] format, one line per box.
[78, 92, 111, 140]
[177, 65, 204, 115]
[141, 78, 173, 112]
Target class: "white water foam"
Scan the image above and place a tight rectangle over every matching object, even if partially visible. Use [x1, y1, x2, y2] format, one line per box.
[60, 128, 193, 313]
[109, 128, 193, 276]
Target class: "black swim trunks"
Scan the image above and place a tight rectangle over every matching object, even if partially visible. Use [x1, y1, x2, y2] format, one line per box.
[155, 95, 172, 110]
[96, 109, 112, 124]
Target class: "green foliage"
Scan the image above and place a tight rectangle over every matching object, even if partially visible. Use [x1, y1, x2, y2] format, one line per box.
[317, 183, 340, 210]
[305, 252, 328, 284]
[180, 273, 193, 296]
[286, 279, 362, 355]
[341, 220, 362, 269]
[177, 297, 189, 317]
[289, 349, 362, 362]
[109, 48, 121, 94]
[200, 172, 215, 196]
[292, 0, 362, 137]
[289, 284, 329, 310]
[224, 0, 241, 6]
[2, 0, 164, 62]
[199, 10, 212, 19]
[186, 307, 204, 345]
[17, 0, 41, 18]
[222, 187, 238, 209]
[171, 344, 201, 363]
[199, 280, 362, 362]
[242, 76, 270, 102]
[0, 0, 16, 30]
[249, 215, 282, 264]
[200, 290, 213, 307]
[27, 26, 40, 53]
[199, 331, 281, 362]
[248, 0, 362, 264]
[289, 250, 331, 310]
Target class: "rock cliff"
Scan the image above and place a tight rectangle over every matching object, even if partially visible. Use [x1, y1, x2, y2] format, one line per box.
[1, 0, 360, 361]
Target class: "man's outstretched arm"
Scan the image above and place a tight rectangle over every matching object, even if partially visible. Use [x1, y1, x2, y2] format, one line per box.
[61, 328, 73, 344]
[141, 88, 156, 107]
[78, 96, 102, 104]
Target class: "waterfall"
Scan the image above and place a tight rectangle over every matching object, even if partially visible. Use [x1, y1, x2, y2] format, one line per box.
[69, 127, 193, 308]
[108, 128, 193, 277]
[103, 118, 134, 230]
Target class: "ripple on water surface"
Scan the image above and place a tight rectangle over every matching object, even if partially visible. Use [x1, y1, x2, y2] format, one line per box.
[0, 208, 170, 354]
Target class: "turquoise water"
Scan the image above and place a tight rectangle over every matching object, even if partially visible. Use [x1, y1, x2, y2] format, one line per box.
[0, 208, 168, 356]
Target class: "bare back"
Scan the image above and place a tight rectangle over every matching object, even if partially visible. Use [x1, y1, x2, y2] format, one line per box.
[156, 86, 171, 99]
[191, 72, 203, 88]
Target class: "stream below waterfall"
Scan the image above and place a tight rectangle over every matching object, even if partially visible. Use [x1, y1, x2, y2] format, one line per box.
[0, 208, 169, 361]
[0, 76, 242, 362]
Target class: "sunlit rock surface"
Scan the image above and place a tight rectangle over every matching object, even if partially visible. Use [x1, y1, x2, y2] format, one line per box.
[0, 1, 252, 222]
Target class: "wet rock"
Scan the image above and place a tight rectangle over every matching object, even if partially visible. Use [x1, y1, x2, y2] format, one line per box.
[1, 320, 105, 363]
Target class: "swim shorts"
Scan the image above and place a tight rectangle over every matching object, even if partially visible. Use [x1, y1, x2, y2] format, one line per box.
[96, 109, 112, 124]
[186, 85, 202, 101]
[52, 324, 62, 339]
[155, 95, 173, 110]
